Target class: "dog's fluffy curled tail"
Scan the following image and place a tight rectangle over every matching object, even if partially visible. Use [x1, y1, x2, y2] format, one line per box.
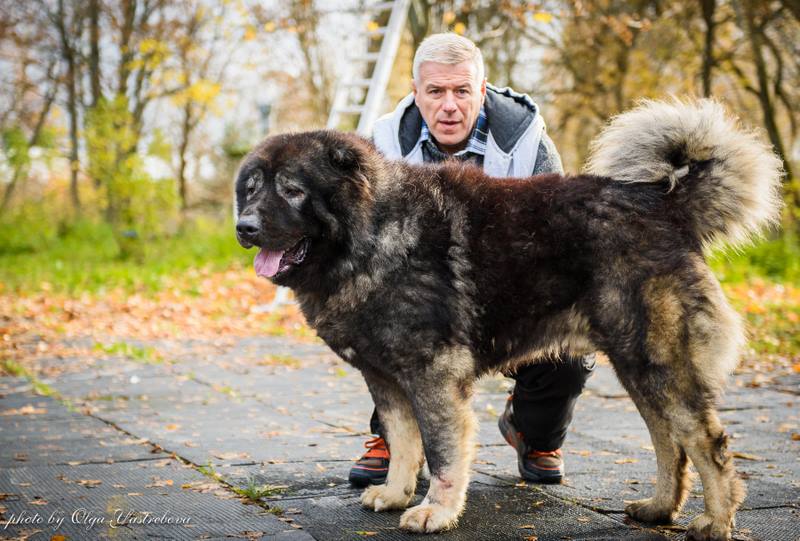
[585, 99, 784, 248]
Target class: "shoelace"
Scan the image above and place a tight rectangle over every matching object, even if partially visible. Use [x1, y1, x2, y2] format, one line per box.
[362, 436, 390, 458]
[526, 449, 562, 460]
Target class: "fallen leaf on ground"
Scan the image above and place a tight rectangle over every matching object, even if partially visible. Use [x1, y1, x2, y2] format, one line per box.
[77, 479, 102, 487]
[1, 405, 47, 416]
[732, 452, 763, 461]
[214, 451, 250, 460]
[145, 478, 174, 488]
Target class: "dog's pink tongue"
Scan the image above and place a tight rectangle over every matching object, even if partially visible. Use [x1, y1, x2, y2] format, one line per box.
[254, 248, 284, 278]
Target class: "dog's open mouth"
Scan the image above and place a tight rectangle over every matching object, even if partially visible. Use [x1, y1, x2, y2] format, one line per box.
[254, 238, 310, 278]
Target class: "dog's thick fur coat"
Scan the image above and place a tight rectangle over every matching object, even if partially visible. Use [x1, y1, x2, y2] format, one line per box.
[234, 100, 783, 540]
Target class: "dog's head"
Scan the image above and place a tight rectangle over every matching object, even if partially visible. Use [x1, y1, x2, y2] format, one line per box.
[234, 130, 378, 285]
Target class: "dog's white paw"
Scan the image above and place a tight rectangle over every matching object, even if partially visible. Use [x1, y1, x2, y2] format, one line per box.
[399, 503, 459, 533]
[686, 513, 733, 541]
[360, 484, 413, 511]
[625, 497, 675, 524]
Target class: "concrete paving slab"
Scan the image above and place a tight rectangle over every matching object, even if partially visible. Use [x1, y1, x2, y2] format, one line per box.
[0, 386, 313, 541]
[3, 335, 799, 540]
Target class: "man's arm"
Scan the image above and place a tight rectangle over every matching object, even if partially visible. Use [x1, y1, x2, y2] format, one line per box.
[532, 132, 564, 175]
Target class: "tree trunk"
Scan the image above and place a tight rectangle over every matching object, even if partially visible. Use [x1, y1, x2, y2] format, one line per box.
[118, 0, 136, 99]
[88, 0, 102, 106]
[177, 100, 193, 211]
[742, 0, 794, 181]
[700, 0, 716, 97]
[56, 0, 82, 214]
[1, 63, 57, 212]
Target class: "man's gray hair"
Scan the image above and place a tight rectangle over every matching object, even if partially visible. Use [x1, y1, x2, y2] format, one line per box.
[412, 33, 485, 85]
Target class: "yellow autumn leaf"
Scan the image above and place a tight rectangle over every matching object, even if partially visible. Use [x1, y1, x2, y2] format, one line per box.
[443, 11, 456, 24]
[186, 80, 221, 104]
[533, 12, 554, 23]
[264, 21, 276, 32]
[453, 22, 466, 35]
[366, 20, 380, 33]
[244, 25, 256, 41]
[139, 38, 166, 55]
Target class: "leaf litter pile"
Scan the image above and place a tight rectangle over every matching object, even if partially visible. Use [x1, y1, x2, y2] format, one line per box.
[1, 267, 315, 377]
[1, 268, 798, 385]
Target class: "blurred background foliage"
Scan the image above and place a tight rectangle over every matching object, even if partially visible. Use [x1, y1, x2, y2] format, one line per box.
[0, 0, 798, 294]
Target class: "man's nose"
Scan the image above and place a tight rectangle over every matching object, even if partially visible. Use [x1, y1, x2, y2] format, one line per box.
[442, 92, 458, 112]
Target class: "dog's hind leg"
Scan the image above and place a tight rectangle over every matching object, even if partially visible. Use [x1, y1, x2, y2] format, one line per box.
[678, 408, 744, 541]
[360, 369, 424, 511]
[675, 274, 745, 541]
[613, 270, 745, 540]
[398, 347, 477, 533]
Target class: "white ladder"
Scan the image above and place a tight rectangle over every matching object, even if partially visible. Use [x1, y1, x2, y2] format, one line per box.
[268, 0, 410, 312]
[327, 0, 411, 136]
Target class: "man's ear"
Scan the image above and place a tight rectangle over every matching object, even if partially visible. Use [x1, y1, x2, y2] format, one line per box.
[480, 78, 487, 101]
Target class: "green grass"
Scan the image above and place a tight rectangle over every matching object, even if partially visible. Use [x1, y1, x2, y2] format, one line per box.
[93, 341, 165, 364]
[1, 209, 797, 295]
[257, 354, 302, 368]
[0, 359, 75, 410]
[708, 232, 800, 284]
[0, 215, 252, 294]
[232, 478, 288, 501]
[197, 461, 222, 480]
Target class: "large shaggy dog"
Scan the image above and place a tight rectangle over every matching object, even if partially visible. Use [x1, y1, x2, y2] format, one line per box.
[234, 100, 782, 540]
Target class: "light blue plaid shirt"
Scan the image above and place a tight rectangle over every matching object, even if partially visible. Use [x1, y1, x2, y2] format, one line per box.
[419, 106, 489, 159]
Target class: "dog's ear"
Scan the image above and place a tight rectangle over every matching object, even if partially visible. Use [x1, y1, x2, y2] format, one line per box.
[329, 145, 358, 171]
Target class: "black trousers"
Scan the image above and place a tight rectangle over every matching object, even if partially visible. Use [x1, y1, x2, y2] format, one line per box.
[369, 354, 596, 452]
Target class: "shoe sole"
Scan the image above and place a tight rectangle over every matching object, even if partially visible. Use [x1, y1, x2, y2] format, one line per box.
[348, 468, 387, 488]
[498, 411, 563, 484]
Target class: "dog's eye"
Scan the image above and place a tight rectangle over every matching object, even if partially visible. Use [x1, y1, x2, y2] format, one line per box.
[246, 170, 264, 197]
[284, 188, 305, 199]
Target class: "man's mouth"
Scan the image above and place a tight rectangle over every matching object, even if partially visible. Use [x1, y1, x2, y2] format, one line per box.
[254, 238, 310, 278]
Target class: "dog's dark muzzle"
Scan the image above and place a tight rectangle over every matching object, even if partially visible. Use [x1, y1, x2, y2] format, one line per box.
[236, 215, 260, 248]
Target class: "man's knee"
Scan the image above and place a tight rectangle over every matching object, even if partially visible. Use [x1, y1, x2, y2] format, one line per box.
[513, 353, 596, 399]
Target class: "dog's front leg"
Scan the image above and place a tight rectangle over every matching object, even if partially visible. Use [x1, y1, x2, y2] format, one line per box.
[360, 369, 424, 511]
[399, 369, 477, 533]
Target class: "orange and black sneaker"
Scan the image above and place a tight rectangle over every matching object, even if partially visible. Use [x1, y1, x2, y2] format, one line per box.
[348, 436, 390, 487]
[498, 396, 564, 484]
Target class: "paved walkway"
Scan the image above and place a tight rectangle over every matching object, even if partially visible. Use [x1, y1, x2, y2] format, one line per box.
[1, 335, 798, 540]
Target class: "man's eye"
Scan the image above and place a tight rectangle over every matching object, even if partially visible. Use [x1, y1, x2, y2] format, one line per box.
[285, 188, 304, 199]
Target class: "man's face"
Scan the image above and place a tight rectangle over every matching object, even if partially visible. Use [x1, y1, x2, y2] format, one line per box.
[413, 61, 486, 154]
